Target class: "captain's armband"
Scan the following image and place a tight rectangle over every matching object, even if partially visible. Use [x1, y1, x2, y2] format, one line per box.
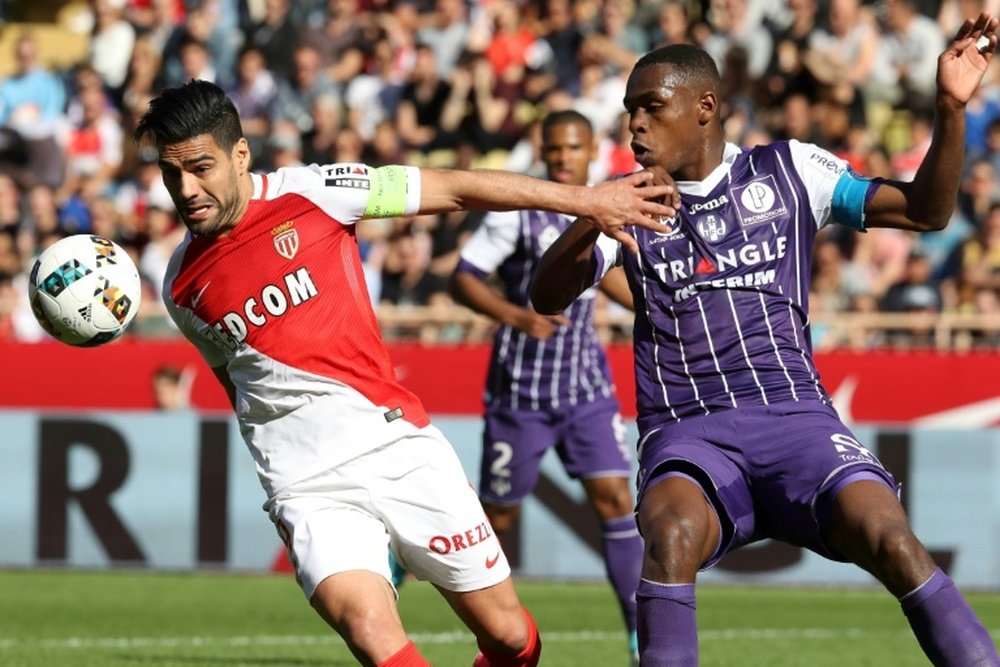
[364, 166, 420, 219]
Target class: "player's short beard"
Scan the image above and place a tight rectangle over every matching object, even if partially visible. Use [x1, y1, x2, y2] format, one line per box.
[192, 169, 243, 237]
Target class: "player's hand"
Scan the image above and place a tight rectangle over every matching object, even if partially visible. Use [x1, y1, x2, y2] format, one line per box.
[512, 308, 570, 339]
[938, 12, 999, 107]
[585, 171, 679, 254]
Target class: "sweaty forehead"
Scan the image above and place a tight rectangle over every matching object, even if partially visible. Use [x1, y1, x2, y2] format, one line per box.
[625, 64, 687, 100]
[158, 134, 225, 163]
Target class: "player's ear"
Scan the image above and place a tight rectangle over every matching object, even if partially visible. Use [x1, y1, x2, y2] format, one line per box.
[233, 137, 251, 174]
[698, 91, 718, 126]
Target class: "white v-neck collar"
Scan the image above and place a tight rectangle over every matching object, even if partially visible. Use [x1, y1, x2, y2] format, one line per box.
[675, 143, 742, 197]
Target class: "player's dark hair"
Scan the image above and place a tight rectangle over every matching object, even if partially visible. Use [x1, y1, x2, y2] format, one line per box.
[541, 110, 593, 139]
[633, 43, 721, 89]
[133, 80, 243, 151]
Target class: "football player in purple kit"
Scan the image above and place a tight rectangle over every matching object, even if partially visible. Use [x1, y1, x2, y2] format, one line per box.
[452, 110, 644, 665]
[530, 13, 1000, 667]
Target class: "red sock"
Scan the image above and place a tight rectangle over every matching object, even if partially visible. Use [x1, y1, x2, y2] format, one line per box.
[473, 608, 542, 667]
[378, 641, 431, 667]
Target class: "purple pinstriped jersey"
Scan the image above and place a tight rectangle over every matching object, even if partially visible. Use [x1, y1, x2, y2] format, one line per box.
[460, 209, 617, 411]
[603, 141, 847, 431]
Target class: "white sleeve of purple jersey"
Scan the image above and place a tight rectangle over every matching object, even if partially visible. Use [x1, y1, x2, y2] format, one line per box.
[592, 231, 623, 282]
[457, 210, 521, 275]
[273, 164, 422, 225]
[787, 140, 870, 231]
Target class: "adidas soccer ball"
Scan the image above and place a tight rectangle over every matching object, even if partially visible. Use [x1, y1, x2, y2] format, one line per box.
[28, 234, 142, 346]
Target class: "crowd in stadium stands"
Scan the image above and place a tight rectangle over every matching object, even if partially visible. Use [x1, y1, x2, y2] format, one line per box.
[1, 0, 1000, 348]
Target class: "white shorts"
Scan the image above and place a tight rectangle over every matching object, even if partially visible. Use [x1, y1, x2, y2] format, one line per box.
[266, 424, 512, 599]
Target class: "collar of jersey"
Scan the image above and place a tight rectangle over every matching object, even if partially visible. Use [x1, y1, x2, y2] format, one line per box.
[674, 143, 742, 197]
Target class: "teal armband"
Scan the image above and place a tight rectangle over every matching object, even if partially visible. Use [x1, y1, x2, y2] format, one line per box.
[831, 170, 876, 231]
[364, 166, 410, 218]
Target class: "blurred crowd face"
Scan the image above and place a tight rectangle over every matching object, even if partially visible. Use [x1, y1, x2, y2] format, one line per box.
[15, 35, 38, 75]
[658, 2, 689, 45]
[828, 0, 860, 37]
[293, 47, 323, 88]
[238, 48, 266, 86]
[542, 120, 595, 186]
[157, 135, 250, 237]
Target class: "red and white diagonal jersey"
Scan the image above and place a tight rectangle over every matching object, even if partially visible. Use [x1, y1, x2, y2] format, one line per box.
[163, 164, 427, 497]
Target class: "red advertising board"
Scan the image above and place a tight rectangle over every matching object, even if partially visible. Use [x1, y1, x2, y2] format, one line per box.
[3, 341, 998, 425]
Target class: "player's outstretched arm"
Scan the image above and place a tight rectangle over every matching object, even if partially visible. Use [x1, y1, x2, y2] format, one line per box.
[866, 12, 998, 231]
[418, 168, 674, 251]
[530, 217, 606, 315]
[599, 267, 634, 311]
[452, 269, 570, 339]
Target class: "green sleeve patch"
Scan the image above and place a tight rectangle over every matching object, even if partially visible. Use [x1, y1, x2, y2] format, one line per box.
[364, 166, 409, 218]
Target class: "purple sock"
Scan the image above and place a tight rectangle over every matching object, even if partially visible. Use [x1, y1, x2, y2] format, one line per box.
[636, 578, 698, 666]
[900, 568, 1000, 666]
[602, 515, 643, 634]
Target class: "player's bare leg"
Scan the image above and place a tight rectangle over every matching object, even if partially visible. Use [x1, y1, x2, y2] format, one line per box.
[635, 476, 721, 666]
[583, 475, 644, 663]
[437, 578, 541, 666]
[482, 502, 520, 534]
[310, 570, 428, 667]
[827, 480, 999, 665]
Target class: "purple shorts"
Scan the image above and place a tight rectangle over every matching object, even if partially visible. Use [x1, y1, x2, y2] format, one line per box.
[479, 397, 631, 505]
[636, 400, 897, 566]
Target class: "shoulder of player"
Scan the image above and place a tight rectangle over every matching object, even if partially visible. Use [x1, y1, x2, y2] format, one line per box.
[255, 165, 325, 199]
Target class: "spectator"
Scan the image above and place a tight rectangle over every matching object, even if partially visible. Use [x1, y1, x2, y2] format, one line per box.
[0, 32, 67, 189]
[152, 365, 191, 410]
[957, 159, 1000, 228]
[304, 0, 366, 85]
[178, 37, 217, 85]
[60, 83, 123, 197]
[270, 45, 340, 139]
[396, 43, 465, 167]
[651, 0, 694, 48]
[246, 0, 300, 82]
[882, 249, 944, 347]
[805, 0, 879, 106]
[580, 0, 649, 78]
[761, 0, 818, 102]
[871, 0, 946, 113]
[417, 0, 471, 78]
[344, 33, 407, 143]
[952, 202, 1000, 313]
[0, 174, 21, 238]
[380, 224, 450, 307]
[227, 45, 277, 161]
[87, 0, 137, 90]
[540, 0, 586, 95]
[702, 0, 774, 80]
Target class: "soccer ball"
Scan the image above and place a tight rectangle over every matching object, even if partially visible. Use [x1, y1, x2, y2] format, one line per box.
[28, 234, 142, 346]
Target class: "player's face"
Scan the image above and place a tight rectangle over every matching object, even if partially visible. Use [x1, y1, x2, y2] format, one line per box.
[158, 134, 251, 237]
[624, 63, 709, 177]
[542, 121, 595, 186]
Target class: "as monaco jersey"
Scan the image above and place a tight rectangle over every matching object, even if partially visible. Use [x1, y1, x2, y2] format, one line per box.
[459, 209, 615, 411]
[593, 141, 857, 432]
[163, 164, 425, 496]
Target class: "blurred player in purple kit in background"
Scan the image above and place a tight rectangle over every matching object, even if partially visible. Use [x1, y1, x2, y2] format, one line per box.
[531, 14, 1000, 667]
[452, 110, 643, 666]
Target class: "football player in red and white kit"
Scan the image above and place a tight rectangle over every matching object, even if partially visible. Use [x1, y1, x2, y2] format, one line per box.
[134, 80, 677, 667]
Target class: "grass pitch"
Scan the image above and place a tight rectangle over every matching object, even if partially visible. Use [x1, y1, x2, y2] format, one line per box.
[1, 570, 998, 666]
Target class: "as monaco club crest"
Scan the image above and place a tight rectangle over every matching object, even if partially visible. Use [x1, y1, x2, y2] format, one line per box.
[272, 220, 299, 259]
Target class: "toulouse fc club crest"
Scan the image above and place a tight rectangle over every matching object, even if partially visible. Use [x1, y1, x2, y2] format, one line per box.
[272, 220, 299, 259]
